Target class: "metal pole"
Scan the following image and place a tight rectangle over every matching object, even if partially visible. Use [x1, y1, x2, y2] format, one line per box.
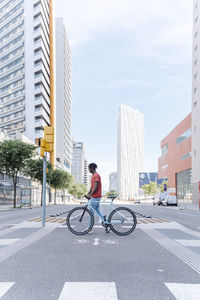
[42, 153, 47, 227]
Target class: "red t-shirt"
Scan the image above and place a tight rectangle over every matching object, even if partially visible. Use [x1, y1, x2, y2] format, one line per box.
[91, 172, 102, 198]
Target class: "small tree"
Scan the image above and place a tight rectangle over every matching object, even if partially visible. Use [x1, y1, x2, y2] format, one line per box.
[25, 159, 53, 205]
[0, 140, 36, 208]
[141, 181, 158, 197]
[50, 169, 73, 204]
[69, 182, 87, 199]
[105, 190, 118, 198]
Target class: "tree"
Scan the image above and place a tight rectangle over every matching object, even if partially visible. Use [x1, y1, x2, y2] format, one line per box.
[158, 180, 168, 192]
[141, 181, 158, 196]
[68, 182, 87, 199]
[25, 159, 53, 205]
[0, 140, 36, 208]
[105, 190, 118, 198]
[50, 169, 73, 204]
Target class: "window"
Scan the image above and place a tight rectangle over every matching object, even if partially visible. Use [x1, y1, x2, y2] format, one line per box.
[195, 16, 198, 23]
[193, 101, 197, 107]
[161, 144, 168, 156]
[195, 45, 198, 51]
[195, 31, 198, 38]
[176, 128, 192, 144]
[181, 152, 191, 160]
[194, 59, 198, 65]
[194, 125, 197, 133]
[161, 164, 168, 170]
[194, 73, 198, 80]
[194, 87, 197, 94]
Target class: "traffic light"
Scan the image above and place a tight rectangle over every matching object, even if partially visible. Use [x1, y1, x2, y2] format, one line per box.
[35, 126, 54, 157]
[44, 126, 54, 153]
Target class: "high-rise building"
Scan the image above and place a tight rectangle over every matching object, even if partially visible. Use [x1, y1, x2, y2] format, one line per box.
[0, 0, 55, 164]
[192, 0, 200, 205]
[55, 18, 71, 171]
[117, 104, 144, 200]
[71, 141, 85, 184]
[83, 158, 90, 189]
[109, 172, 118, 192]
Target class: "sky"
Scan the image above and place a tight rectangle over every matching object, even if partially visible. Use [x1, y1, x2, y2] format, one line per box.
[55, 0, 193, 191]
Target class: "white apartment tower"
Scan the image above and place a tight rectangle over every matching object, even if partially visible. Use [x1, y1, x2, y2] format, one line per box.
[55, 18, 71, 171]
[0, 0, 55, 164]
[192, 0, 200, 205]
[71, 141, 85, 184]
[117, 104, 144, 200]
[83, 158, 90, 189]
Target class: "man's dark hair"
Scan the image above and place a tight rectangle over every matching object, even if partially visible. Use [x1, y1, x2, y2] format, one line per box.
[89, 163, 97, 170]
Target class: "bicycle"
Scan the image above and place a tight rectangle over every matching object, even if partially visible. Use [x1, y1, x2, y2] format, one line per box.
[66, 196, 137, 236]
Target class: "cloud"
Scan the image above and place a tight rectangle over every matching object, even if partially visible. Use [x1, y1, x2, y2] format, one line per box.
[55, 0, 192, 53]
[106, 79, 151, 88]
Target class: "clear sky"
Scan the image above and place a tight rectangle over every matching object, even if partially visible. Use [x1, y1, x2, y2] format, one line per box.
[55, 0, 193, 191]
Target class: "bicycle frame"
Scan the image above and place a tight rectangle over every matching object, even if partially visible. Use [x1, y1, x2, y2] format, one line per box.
[86, 199, 122, 225]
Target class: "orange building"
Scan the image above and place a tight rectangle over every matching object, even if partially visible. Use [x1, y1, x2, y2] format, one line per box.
[158, 113, 192, 200]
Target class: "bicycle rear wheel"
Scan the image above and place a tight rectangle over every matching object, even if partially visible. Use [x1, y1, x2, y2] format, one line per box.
[67, 207, 94, 235]
[108, 207, 137, 236]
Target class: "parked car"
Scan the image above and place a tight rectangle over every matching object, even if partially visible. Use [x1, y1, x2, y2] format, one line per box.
[153, 193, 178, 206]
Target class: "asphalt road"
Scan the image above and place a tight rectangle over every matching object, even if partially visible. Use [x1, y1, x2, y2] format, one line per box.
[0, 204, 200, 300]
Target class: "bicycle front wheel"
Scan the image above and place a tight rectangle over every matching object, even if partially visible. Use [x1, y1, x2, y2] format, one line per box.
[108, 207, 137, 236]
[67, 207, 94, 235]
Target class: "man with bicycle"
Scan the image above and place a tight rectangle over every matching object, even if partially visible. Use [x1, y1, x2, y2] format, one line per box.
[86, 163, 105, 221]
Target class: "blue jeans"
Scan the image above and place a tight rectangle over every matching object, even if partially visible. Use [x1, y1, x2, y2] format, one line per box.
[90, 197, 104, 220]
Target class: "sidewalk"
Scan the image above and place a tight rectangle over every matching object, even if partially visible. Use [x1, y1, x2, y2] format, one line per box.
[178, 202, 199, 212]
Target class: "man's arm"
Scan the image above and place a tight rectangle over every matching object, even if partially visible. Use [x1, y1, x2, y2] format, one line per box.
[87, 181, 99, 198]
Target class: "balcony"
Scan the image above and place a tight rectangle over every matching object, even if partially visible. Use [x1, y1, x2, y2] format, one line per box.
[34, 96, 50, 115]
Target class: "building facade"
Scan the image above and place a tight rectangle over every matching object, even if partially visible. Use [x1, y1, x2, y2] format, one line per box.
[71, 141, 85, 185]
[192, 0, 200, 205]
[109, 172, 118, 192]
[55, 18, 71, 171]
[117, 104, 144, 200]
[0, 0, 55, 164]
[158, 113, 192, 201]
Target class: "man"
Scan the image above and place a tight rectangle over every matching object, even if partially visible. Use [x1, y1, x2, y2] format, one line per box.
[86, 163, 105, 221]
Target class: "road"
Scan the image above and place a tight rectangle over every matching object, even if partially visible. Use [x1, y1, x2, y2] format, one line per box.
[0, 204, 200, 299]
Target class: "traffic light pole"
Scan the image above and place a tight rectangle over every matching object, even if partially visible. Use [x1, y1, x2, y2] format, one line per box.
[42, 153, 47, 227]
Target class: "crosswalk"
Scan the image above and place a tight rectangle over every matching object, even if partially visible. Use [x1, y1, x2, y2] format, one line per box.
[28, 216, 170, 225]
[0, 282, 15, 298]
[1, 281, 200, 299]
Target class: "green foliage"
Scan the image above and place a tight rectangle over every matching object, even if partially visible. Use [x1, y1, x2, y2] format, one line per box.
[158, 180, 168, 192]
[50, 169, 73, 190]
[68, 181, 87, 199]
[24, 159, 53, 185]
[0, 140, 36, 207]
[105, 190, 118, 198]
[141, 181, 158, 196]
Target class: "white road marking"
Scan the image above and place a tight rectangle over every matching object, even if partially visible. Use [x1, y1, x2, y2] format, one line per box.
[176, 239, 200, 247]
[165, 283, 200, 300]
[73, 239, 89, 244]
[58, 282, 118, 300]
[143, 229, 200, 274]
[103, 239, 119, 245]
[92, 238, 100, 246]
[0, 239, 20, 246]
[0, 282, 15, 298]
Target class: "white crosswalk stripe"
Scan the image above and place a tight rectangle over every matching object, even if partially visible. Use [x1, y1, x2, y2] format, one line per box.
[58, 282, 118, 300]
[0, 239, 20, 246]
[165, 283, 200, 300]
[0, 282, 15, 298]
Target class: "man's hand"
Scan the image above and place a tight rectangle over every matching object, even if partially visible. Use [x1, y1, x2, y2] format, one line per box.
[86, 193, 92, 199]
